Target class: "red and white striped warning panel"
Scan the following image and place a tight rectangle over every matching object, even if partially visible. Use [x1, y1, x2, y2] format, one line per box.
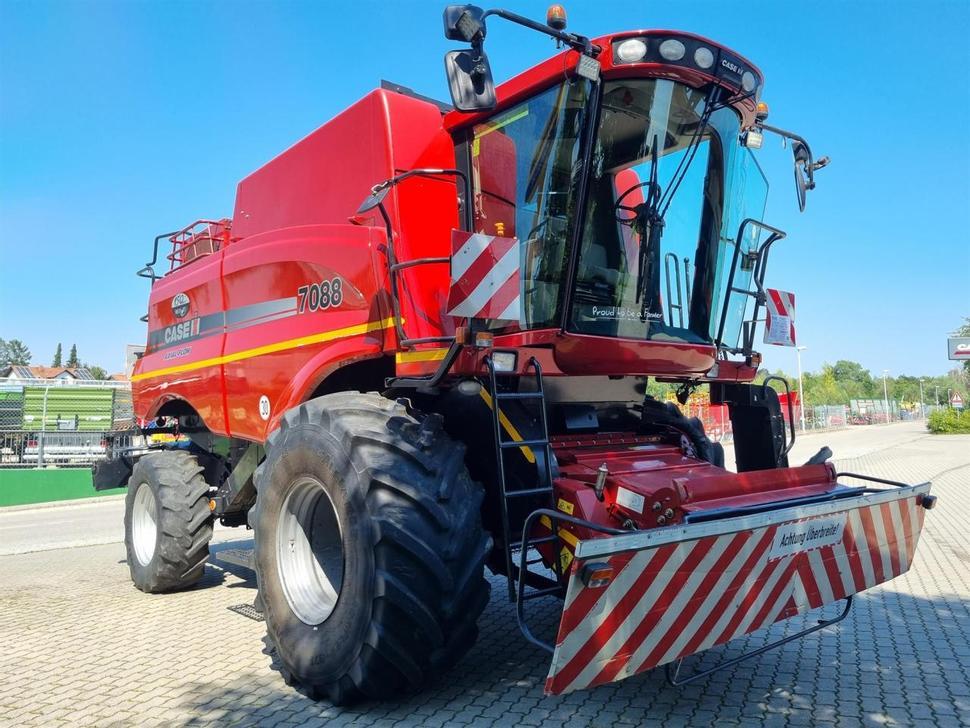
[764, 288, 796, 346]
[544, 484, 930, 695]
[447, 230, 521, 321]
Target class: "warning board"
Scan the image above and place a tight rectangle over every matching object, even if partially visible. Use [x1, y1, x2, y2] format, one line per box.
[764, 289, 796, 347]
[952, 392, 964, 409]
[948, 337, 970, 360]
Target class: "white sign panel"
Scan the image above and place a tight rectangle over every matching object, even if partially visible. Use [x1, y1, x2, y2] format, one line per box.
[764, 288, 796, 347]
[768, 514, 847, 561]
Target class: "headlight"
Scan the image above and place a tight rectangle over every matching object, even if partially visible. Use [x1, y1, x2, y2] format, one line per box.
[658, 39, 686, 61]
[491, 351, 517, 373]
[693, 46, 715, 69]
[610, 35, 761, 96]
[615, 38, 647, 63]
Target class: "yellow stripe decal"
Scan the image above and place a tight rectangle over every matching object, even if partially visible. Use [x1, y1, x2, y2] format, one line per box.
[131, 317, 397, 382]
[539, 515, 580, 548]
[395, 348, 450, 364]
[478, 389, 536, 464]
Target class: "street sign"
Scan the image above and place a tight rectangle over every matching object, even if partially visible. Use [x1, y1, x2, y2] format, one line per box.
[952, 392, 964, 409]
[764, 288, 796, 347]
[948, 337, 970, 360]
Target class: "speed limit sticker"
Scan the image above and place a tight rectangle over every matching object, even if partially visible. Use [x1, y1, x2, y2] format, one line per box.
[258, 395, 271, 421]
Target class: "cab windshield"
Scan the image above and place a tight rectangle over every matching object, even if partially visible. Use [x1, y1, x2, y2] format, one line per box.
[468, 77, 768, 347]
[571, 78, 766, 345]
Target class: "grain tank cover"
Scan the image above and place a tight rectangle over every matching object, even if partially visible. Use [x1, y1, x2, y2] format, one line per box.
[231, 88, 455, 240]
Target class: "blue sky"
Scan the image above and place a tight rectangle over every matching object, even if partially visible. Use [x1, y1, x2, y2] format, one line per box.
[1, 0, 968, 376]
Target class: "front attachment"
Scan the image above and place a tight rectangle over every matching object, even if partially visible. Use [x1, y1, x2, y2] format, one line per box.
[543, 480, 931, 695]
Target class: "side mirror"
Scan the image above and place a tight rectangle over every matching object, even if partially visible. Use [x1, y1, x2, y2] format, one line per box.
[761, 123, 829, 213]
[792, 140, 812, 212]
[443, 5, 486, 42]
[356, 185, 390, 215]
[444, 49, 497, 111]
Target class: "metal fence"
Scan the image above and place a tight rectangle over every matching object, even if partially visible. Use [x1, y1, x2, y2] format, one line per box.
[0, 379, 134, 468]
[674, 396, 926, 442]
[1, 378, 935, 467]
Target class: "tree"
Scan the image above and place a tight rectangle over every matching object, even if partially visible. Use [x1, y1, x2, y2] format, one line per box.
[67, 344, 79, 368]
[831, 360, 875, 398]
[82, 363, 109, 380]
[52, 343, 63, 367]
[1, 339, 32, 366]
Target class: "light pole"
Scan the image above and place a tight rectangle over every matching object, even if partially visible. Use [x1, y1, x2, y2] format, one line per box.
[936, 385, 940, 407]
[919, 378, 925, 419]
[882, 369, 891, 423]
[796, 346, 807, 432]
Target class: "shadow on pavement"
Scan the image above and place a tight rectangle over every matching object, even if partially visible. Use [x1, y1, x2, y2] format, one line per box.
[174, 574, 969, 727]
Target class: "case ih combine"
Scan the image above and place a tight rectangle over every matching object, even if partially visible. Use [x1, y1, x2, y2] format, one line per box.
[96, 5, 935, 703]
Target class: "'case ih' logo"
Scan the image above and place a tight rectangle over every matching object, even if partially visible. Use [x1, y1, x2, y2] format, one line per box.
[171, 293, 190, 319]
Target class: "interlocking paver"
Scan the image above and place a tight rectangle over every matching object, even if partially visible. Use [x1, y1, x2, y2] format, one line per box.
[2, 424, 968, 727]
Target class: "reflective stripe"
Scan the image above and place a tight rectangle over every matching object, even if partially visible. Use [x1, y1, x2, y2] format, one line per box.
[133, 317, 396, 382]
[545, 486, 931, 696]
[539, 515, 579, 548]
[395, 348, 450, 364]
[478, 388, 536, 464]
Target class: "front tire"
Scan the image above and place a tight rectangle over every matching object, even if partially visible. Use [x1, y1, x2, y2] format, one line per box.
[124, 450, 213, 593]
[252, 393, 490, 704]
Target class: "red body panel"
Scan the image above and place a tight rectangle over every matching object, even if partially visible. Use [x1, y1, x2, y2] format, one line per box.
[220, 224, 390, 440]
[133, 33, 765, 435]
[134, 251, 228, 433]
[133, 90, 458, 436]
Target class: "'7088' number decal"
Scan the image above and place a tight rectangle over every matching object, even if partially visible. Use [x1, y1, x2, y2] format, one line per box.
[297, 278, 343, 313]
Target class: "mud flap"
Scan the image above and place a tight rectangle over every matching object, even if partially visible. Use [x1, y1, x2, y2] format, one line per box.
[543, 482, 931, 695]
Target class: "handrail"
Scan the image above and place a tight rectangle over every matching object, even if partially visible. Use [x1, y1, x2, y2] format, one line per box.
[137, 219, 230, 282]
[515, 507, 625, 652]
[714, 218, 786, 354]
[763, 374, 796, 459]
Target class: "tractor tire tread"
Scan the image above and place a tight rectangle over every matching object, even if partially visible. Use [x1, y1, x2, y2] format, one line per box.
[254, 393, 489, 705]
[124, 450, 213, 593]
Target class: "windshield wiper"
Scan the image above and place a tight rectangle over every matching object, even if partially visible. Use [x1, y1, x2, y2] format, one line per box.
[634, 85, 722, 322]
[634, 133, 664, 312]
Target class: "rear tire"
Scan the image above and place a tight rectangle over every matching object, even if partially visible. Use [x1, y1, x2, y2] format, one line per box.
[124, 450, 213, 593]
[252, 393, 490, 705]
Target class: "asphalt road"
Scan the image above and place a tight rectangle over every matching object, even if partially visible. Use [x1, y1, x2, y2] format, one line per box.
[0, 495, 242, 556]
[0, 421, 937, 556]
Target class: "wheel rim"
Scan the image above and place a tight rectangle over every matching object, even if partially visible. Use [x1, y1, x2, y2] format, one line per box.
[132, 482, 158, 566]
[276, 476, 344, 625]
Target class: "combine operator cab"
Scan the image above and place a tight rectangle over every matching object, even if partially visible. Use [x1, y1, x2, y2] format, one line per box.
[109, 2, 932, 705]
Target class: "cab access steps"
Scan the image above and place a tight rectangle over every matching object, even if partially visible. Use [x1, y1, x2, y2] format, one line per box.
[484, 355, 564, 603]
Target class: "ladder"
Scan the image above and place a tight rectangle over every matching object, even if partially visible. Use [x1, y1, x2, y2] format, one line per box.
[485, 355, 563, 602]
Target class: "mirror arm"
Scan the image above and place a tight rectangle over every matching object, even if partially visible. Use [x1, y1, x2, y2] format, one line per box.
[481, 8, 600, 56]
[758, 122, 825, 188]
[373, 168, 472, 218]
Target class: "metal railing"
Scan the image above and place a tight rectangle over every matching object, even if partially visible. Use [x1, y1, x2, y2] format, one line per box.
[0, 379, 134, 468]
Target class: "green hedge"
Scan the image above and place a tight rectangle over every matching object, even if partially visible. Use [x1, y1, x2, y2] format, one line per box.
[927, 408, 970, 434]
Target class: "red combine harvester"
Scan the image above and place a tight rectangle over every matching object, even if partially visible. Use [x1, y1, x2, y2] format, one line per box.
[96, 5, 936, 703]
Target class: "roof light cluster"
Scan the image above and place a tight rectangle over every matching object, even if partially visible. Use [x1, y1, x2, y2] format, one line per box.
[612, 35, 760, 97]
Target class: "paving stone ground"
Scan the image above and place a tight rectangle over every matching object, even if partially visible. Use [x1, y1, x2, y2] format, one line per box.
[1, 423, 968, 727]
